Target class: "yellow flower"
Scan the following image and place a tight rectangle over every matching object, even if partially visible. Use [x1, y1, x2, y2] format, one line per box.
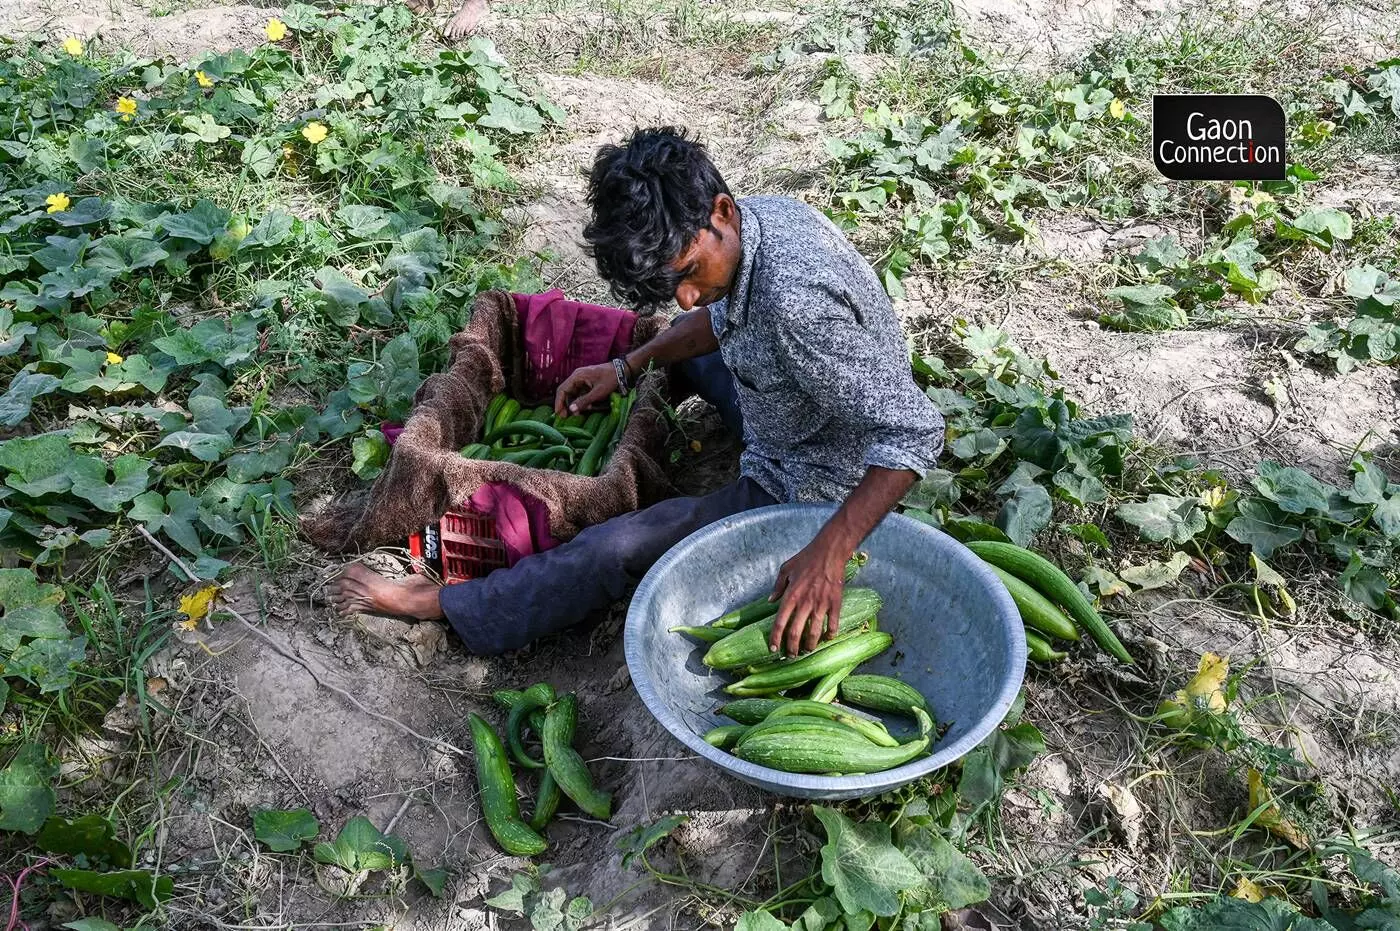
[61, 36, 84, 57]
[46, 192, 70, 213]
[195, 70, 214, 88]
[301, 121, 329, 144]
[265, 17, 288, 41]
[1109, 98, 1126, 119]
[115, 96, 137, 121]
[177, 584, 220, 629]
[105, 351, 124, 365]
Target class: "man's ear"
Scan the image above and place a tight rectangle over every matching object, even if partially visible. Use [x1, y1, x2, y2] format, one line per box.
[712, 193, 736, 226]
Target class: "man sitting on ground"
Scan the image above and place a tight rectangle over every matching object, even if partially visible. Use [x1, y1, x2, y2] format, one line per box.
[327, 126, 944, 657]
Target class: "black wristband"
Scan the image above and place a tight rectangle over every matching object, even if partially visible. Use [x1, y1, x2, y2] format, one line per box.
[612, 357, 630, 393]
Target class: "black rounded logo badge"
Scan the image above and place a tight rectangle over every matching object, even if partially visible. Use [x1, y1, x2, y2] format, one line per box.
[1152, 94, 1287, 180]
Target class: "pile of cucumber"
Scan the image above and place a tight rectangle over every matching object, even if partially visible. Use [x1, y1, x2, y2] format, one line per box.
[671, 554, 938, 777]
[966, 540, 1133, 665]
[461, 389, 638, 476]
[467, 683, 612, 857]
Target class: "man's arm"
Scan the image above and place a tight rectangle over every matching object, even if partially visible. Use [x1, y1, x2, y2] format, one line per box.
[768, 466, 916, 654]
[555, 308, 719, 415]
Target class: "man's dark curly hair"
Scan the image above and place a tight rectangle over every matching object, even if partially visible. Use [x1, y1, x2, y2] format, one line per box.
[583, 126, 731, 309]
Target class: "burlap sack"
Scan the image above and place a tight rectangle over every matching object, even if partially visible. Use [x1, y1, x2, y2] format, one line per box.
[304, 290, 673, 552]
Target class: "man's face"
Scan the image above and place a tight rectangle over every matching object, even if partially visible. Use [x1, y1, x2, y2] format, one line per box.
[669, 194, 742, 312]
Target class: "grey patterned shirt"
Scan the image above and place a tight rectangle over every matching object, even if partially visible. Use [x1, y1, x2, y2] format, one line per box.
[708, 196, 945, 503]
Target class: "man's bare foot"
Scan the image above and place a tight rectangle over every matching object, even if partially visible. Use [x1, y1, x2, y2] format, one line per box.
[404, 0, 435, 13]
[326, 563, 445, 621]
[444, 0, 488, 39]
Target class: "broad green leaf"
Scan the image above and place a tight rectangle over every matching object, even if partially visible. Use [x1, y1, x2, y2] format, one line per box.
[152, 315, 260, 369]
[996, 483, 1052, 547]
[128, 489, 204, 555]
[312, 815, 404, 872]
[0, 432, 77, 497]
[87, 235, 169, 273]
[900, 825, 991, 912]
[415, 865, 448, 898]
[8, 636, 87, 692]
[1253, 461, 1333, 515]
[1065, 523, 1110, 550]
[63, 920, 122, 931]
[51, 868, 174, 909]
[224, 442, 294, 483]
[0, 308, 37, 357]
[735, 913, 788, 931]
[1134, 235, 1187, 272]
[793, 897, 842, 931]
[34, 234, 89, 272]
[1107, 284, 1177, 307]
[0, 369, 62, 427]
[1339, 553, 1393, 612]
[0, 743, 57, 833]
[902, 468, 961, 509]
[477, 96, 544, 134]
[1119, 552, 1192, 591]
[188, 394, 251, 438]
[0, 605, 70, 650]
[159, 200, 232, 244]
[252, 807, 320, 852]
[35, 814, 133, 864]
[616, 813, 688, 869]
[1224, 498, 1303, 559]
[1115, 495, 1207, 544]
[813, 806, 922, 918]
[336, 204, 392, 240]
[1283, 207, 1353, 249]
[240, 140, 277, 178]
[66, 454, 150, 512]
[180, 113, 232, 144]
[485, 872, 540, 913]
[0, 567, 65, 610]
[50, 198, 112, 228]
[154, 431, 233, 462]
[241, 210, 296, 249]
[1158, 894, 1336, 930]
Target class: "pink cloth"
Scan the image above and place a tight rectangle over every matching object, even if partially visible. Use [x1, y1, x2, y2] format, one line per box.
[513, 289, 638, 401]
[385, 291, 641, 567]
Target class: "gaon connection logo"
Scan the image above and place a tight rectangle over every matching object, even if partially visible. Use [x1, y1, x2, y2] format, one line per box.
[1152, 94, 1286, 181]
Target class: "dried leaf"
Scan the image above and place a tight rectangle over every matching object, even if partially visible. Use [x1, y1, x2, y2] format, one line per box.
[177, 584, 219, 628]
[1246, 769, 1309, 848]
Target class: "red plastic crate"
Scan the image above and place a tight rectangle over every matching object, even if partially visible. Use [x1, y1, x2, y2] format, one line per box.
[408, 505, 508, 582]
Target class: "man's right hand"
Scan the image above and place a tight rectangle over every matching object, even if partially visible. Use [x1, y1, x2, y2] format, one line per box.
[554, 362, 619, 417]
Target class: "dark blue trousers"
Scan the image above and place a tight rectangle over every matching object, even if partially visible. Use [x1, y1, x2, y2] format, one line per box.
[438, 350, 772, 654]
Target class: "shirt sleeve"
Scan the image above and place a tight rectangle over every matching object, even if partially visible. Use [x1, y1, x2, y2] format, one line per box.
[773, 279, 945, 476]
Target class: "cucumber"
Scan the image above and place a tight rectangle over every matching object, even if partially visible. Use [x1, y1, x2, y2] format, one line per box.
[986, 564, 1079, 643]
[483, 420, 569, 447]
[527, 404, 553, 422]
[494, 448, 541, 465]
[493, 398, 521, 433]
[541, 694, 612, 820]
[809, 662, 857, 703]
[483, 395, 506, 432]
[703, 724, 749, 750]
[582, 412, 604, 433]
[837, 675, 932, 718]
[703, 588, 882, 669]
[735, 730, 930, 774]
[733, 716, 872, 748]
[709, 553, 869, 630]
[557, 425, 596, 443]
[968, 540, 1132, 663]
[523, 445, 575, 469]
[725, 632, 893, 696]
[764, 700, 897, 747]
[717, 697, 792, 725]
[528, 700, 572, 832]
[669, 625, 732, 644]
[507, 682, 555, 770]
[576, 412, 616, 477]
[1025, 629, 1067, 663]
[467, 713, 548, 856]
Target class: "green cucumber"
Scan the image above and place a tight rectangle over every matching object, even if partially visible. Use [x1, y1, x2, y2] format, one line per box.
[968, 540, 1132, 663]
[735, 730, 930, 774]
[809, 662, 858, 703]
[725, 632, 893, 696]
[507, 682, 556, 770]
[542, 694, 612, 820]
[716, 697, 792, 725]
[837, 675, 932, 718]
[467, 713, 548, 856]
[1025, 629, 1067, 663]
[703, 724, 749, 750]
[703, 588, 882, 669]
[492, 398, 521, 433]
[764, 700, 897, 747]
[986, 564, 1080, 643]
[576, 412, 617, 477]
[669, 625, 732, 644]
[709, 553, 869, 630]
[483, 420, 569, 447]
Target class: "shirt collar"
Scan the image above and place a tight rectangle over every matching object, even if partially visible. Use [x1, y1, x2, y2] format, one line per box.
[711, 200, 759, 336]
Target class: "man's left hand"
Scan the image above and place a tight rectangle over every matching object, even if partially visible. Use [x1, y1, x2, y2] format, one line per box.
[768, 537, 848, 656]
